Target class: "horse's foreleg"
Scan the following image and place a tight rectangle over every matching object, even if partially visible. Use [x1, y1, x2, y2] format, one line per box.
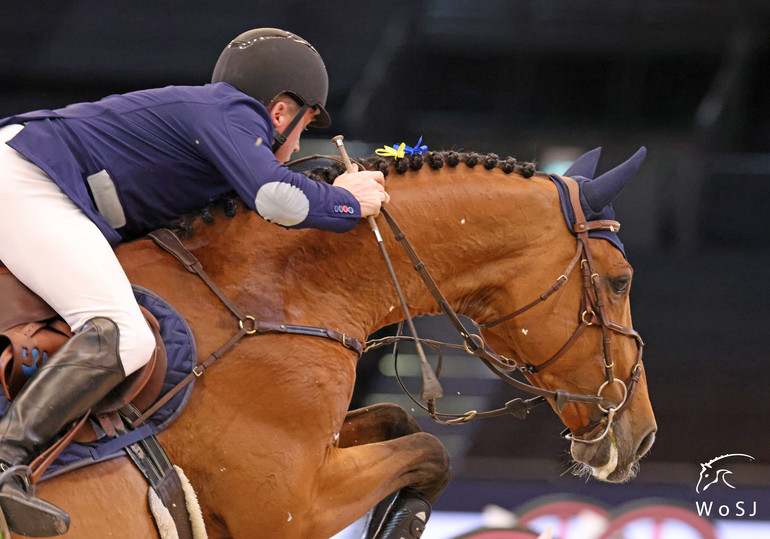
[338, 403, 450, 504]
[308, 405, 450, 538]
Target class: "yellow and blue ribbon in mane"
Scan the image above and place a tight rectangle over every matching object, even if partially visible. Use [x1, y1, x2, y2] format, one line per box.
[376, 142, 407, 159]
[375, 136, 428, 159]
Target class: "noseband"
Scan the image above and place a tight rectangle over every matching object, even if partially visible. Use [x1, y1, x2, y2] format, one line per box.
[369, 175, 644, 444]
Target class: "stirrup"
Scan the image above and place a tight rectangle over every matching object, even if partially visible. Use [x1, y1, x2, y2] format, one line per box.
[0, 463, 70, 537]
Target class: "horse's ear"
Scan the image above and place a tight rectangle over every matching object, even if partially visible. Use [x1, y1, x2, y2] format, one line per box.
[563, 147, 602, 179]
[582, 146, 646, 211]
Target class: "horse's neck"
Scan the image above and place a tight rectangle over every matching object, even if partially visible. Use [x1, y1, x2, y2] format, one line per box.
[184, 167, 566, 341]
[365, 167, 568, 324]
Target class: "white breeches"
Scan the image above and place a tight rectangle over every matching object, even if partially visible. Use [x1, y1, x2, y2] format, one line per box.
[0, 124, 154, 375]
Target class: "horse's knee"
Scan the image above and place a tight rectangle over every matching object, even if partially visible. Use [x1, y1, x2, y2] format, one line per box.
[403, 432, 451, 501]
[424, 432, 451, 480]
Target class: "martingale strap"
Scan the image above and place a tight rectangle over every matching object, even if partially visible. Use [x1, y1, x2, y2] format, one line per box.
[131, 229, 363, 428]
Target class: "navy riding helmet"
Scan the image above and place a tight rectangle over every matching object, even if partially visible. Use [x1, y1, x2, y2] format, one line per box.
[211, 27, 331, 131]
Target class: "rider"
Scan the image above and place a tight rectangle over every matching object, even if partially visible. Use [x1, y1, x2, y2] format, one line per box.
[0, 28, 387, 536]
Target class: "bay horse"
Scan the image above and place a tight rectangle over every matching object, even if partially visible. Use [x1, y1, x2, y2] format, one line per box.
[21, 147, 656, 538]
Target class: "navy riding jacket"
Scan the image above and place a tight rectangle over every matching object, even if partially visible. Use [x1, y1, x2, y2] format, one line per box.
[0, 83, 360, 245]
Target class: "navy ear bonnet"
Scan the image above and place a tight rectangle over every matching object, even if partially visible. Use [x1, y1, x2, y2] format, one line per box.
[549, 146, 646, 259]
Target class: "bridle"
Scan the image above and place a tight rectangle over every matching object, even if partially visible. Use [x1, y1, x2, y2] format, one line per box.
[366, 175, 645, 444]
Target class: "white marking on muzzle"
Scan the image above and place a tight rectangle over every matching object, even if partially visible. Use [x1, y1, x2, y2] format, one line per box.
[592, 442, 618, 480]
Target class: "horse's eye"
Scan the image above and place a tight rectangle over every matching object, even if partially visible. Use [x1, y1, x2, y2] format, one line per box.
[610, 276, 631, 295]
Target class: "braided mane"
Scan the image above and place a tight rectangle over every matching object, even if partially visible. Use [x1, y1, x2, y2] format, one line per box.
[166, 150, 537, 237]
[305, 150, 536, 184]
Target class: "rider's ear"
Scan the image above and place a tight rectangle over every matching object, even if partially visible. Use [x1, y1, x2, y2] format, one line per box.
[268, 101, 289, 130]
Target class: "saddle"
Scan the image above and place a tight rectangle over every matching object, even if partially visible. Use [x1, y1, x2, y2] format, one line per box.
[0, 266, 168, 437]
[0, 265, 201, 538]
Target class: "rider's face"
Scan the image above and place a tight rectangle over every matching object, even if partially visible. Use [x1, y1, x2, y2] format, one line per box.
[270, 100, 318, 164]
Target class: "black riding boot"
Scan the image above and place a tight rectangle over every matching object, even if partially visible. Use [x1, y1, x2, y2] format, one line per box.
[0, 317, 126, 537]
[362, 489, 431, 539]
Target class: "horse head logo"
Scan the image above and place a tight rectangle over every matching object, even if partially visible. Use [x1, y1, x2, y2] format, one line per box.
[696, 454, 755, 493]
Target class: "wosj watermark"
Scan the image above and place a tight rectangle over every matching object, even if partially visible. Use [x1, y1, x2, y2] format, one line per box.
[694, 453, 758, 518]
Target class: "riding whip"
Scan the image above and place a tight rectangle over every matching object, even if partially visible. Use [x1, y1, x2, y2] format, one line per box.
[331, 136, 443, 400]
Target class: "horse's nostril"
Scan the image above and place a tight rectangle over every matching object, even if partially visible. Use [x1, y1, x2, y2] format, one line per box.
[636, 429, 656, 459]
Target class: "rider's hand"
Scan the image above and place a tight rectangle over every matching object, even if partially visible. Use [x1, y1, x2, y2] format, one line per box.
[333, 170, 389, 217]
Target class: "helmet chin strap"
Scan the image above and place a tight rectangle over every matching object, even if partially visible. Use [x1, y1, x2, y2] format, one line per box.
[272, 104, 309, 153]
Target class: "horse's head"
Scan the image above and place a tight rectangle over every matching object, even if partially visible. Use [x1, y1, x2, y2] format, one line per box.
[477, 147, 656, 483]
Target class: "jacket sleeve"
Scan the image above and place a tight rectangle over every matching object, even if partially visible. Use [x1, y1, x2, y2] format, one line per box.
[194, 98, 361, 233]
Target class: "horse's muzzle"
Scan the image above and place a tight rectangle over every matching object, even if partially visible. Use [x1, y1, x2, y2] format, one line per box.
[570, 423, 657, 483]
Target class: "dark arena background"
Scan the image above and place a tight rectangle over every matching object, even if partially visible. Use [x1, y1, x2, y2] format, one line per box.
[2, 1, 769, 538]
